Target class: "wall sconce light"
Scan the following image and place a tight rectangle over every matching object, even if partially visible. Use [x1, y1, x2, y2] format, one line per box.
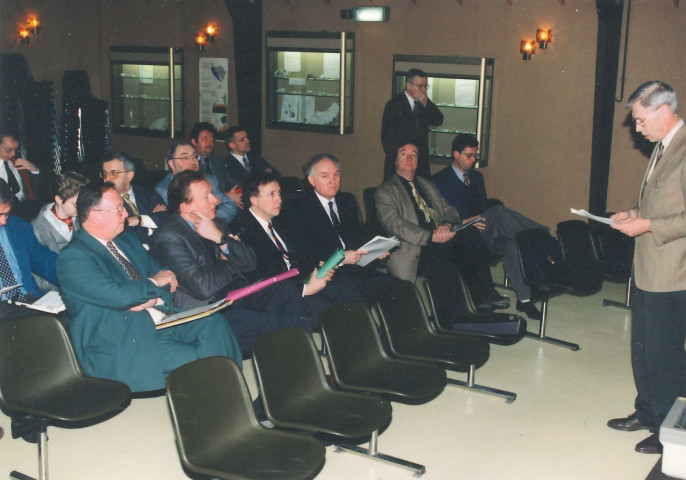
[205, 24, 217, 42]
[18, 28, 31, 44]
[27, 17, 41, 35]
[195, 34, 207, 52]
[340, 6, 389, 22]
[520, 40, 536, 60]
[537, 29, 551, 49]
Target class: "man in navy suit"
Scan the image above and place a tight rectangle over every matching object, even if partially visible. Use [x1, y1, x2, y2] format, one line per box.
[102, 152, 169, 243]
[381, 68, 443, 180]
[224, 126, 280, 187]
[431, 133, 547, 319]
[0, 178, 56, 303]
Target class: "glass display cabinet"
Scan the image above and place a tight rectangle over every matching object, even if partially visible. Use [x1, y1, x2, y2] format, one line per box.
[392, 55, 494, 166]
[110, 46, 184, 138]
[266, 31, 354, 134]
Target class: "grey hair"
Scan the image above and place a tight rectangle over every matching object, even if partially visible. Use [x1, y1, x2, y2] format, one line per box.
[627, 81, 678, 113]
[302, 153, 341, 177]
[102, 151, 136, 173]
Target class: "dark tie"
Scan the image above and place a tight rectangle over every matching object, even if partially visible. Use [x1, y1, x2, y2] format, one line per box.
[202, 157, 212, 175]
[0, 243, 28, 302]
[4, 162, 20, 195]
[463, 172, 471, 187]
[268, 221, 289, 260]
[654, 142, 664, 168]
[328, 201, 341, 229]
[243, 156, 251, 171]
[106, 241, 142, 280]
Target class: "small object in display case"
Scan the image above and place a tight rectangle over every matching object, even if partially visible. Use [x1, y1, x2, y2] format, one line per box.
[392, 55, 494, 167]
[110, 46, 184, 138]
[266, 31, 354, 134]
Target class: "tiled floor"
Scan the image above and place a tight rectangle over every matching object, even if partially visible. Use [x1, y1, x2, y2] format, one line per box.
[0, 280, 665, 479]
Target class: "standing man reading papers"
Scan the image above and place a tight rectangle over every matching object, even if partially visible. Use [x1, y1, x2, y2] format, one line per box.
[608, 81, 686, 455]
[57, 181, 241, 392]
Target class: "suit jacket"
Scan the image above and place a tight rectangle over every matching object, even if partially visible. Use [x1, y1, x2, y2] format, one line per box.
[155, 171, 238, 222]
[381, 92, 443, 180]
[148, 214, 256, 309]
[431, 166, 488, 219]
[238, 210, 300, 282]
[374, 175, 461, 282]
[123, 184, 170, 241]
[221, 153, 280, 187]
[291, 189, 366, 274]
[57, 229, 175, 392]
[31, 203, 79, 253]
[635, 124, 686, 292]
[4, 216, 57, 297]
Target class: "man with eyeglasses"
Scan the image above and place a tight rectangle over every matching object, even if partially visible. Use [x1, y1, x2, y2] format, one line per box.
[432, 133, 547, 320]
[155, 140, 238, 223]
[101, 152, 168, 242]
[57, 181, 241, 392]
[381, 68, 443, 180]
[607, 81, 686, 455]
[0, 130, 40, 202]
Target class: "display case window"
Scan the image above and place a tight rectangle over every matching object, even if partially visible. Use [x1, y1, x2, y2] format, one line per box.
[110, 47, 184, 138]
[266, 32, 354, 134]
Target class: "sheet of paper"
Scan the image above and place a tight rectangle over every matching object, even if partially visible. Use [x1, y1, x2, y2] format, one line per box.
[357, 236, 400, 267]
[570, 208, 614, 225]
[16, 290, 66, 313]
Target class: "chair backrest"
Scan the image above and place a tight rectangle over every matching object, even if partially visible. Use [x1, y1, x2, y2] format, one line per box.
[279, 176, 304, 201]
[166, 356, 259, 467]
[592, 221, 634, 271]
[515, 228, 570, 286]
[320, 302, 390, 380]
[418, 265, 475, 326]
[252, 327, 330, 417]
[0, 315, 83, 411]
[373, 280, 436, 350]
[556, 220, 599, 272]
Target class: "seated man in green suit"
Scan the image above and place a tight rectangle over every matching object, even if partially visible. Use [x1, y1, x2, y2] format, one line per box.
[57, 181, 241, 392]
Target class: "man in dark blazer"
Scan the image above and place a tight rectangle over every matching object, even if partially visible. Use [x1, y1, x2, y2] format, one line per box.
[224, 126, 280, 187]
[0, 179, 56, 302]
[375, 143, 508, 311]
[431, 134, 547, 319]
[102, 152, 169, 243]
[0, 130, 40, 203]
[238, 172, 360, 324]
[57, 181, 240, 392]
[381, 68, 443, 180]
[292, 153, 396, 303]
[608, 81, 686, 455]
[149, 171, 313, 352]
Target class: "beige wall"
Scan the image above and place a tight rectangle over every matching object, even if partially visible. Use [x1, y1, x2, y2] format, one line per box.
[262, 0, 686, 229]
[0, 0, 237, 171]
[2, 0, 686, 228]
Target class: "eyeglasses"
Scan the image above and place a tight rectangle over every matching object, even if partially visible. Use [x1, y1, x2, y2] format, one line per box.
[461, 153, 480, 160]
[409, 83, 428, 90]
[94, 205, 125, 215]
[0, 145, 17, 155]
[0, 210, 11, 218]
[171, 153, 199, 161]
[633, 107, 660, 127]
[100, 169, 132, 179]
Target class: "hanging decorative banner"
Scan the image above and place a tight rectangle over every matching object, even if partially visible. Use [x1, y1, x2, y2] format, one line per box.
[199, 57, 229, 136]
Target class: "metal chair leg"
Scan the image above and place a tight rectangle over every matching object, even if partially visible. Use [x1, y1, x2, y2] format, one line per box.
[603, 277, 632, 310]
[525, 297, 580, 351]
[334, 430, 426, 476]
[445, 364, 517, 403]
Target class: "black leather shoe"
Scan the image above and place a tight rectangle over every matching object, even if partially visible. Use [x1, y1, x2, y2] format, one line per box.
[635, 433, 662, 454]
[607, 412, 654, 432]
[516, 301, 543, 320]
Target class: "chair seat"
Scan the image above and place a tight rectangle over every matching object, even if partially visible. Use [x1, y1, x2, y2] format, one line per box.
[391, 334, 490, 371]
[446, 313, 526, 343]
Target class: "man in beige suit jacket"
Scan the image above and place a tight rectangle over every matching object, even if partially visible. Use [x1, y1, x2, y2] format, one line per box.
[374, 143, 508, 311]
[608, 81, 686, 455]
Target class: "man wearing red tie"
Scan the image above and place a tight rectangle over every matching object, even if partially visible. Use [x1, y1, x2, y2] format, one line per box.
[608, 81, 686, 455]
[0, 131, 40, 202]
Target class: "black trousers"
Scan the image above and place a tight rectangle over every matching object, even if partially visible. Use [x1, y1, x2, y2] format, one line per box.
[631, 285, 686, 427]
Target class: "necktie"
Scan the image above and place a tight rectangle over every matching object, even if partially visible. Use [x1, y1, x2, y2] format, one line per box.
[328, 201, 341, 229]
[106, 241, 142, 280]
[4, 162, 20, 195]
[0, 243, 28, 302]
[408, 179, 442, 227]
[51, 204, 73, 231]
[122, 193, 139, 216]
[463, 172, 471, 187]
[654, 142, 664, 168]
[202, 157, 212, 175]
[242, 156, 251, 171]
[268, 222, 289, 260]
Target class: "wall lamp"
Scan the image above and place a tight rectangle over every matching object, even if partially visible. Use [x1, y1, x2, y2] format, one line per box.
[340, 6, 389, 22]
[195, 24, 218, 51]
[28, 17, 41, 35]
[195, 34, 207, 52]
[537, 29, 551, 49]
[520, 40, 536, 60]
[18, 28, 31, 44]
[205, 24, 218, 41]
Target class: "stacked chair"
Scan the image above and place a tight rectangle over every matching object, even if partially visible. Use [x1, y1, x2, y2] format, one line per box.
[0, 315, 131, 480]
[515, 228, 603, 351]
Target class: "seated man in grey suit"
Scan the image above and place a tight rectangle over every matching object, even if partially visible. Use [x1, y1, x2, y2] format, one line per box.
[431, 134, 547, 319]
[57, 181, 241, 392]
[156, 139, 238, 223]
[375, 143, 509, 311]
